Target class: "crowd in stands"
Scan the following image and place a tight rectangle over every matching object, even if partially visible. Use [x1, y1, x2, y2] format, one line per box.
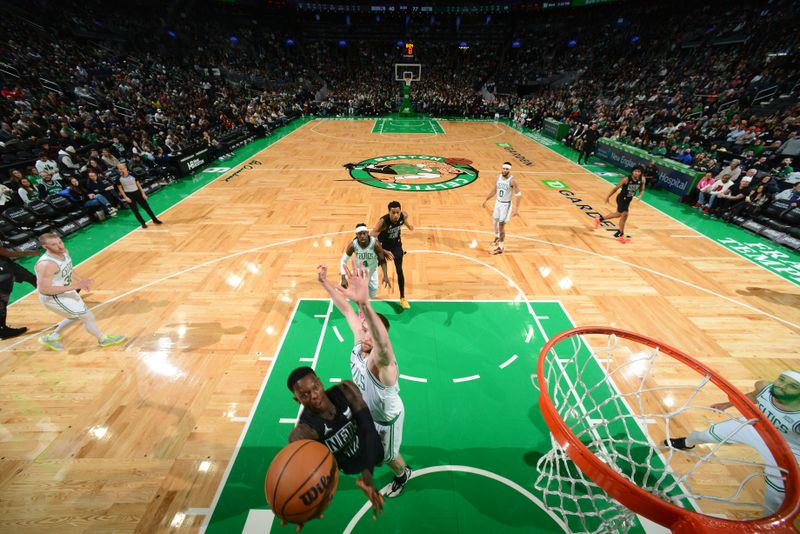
[1, 0, 798, 246]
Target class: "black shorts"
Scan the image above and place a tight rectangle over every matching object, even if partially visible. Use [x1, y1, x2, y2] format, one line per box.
[616, 195, 633, 213]
[382, 240, 403, 257]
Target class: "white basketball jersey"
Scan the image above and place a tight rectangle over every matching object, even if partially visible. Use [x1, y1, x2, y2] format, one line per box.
[36, 252, 73, 287]
[350, 343, 403, 424]
[757, 384, 800, 457]
[496, 174, 512, 203]
[352, 236, 379, 273]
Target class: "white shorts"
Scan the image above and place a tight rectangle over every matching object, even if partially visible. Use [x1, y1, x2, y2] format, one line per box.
[368, 268, 379, 298]
[374, 410, 404, 463]
[705, 418, 789, 513]
[493, 201, 512, 223]
[39, 290, 87, 319]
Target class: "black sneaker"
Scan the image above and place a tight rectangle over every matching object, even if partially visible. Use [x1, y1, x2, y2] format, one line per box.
[663, 437, 695, 450]
[0, 326, 27, 339]
[384, 466, 412, 498]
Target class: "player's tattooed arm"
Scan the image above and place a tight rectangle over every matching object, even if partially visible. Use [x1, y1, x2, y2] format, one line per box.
[338, 380, 368, 411]
[289, 423, 320, 443]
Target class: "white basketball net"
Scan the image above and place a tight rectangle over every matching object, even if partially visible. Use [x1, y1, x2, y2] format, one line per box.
[533, 332, 790, 534]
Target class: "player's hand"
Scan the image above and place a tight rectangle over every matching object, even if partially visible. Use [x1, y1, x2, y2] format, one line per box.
[382, 277, 392, 290]
[383, 250, 394, 262]
[142, 192, 148, 200]
[281, 514, 324, 532]
[77, 279, 93, 291]
[317, 264, 328, 283]
[605, 197, 611, 204]
[481, 201, 487, 209]
[337, 261, 370, 304]
[511, 209, 519, 218]
[356, 477, 384, 520]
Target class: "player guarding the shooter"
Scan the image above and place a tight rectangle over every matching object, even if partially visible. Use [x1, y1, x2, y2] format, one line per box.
[481, 162, 521, 255]
[319, 262, 413, 498]
[664, 371, 800, 514]
[287, 366, 385, 531]
[371, 201, 414, 309]
[594, 164, 646, 244]
[341, 223, 391, 299]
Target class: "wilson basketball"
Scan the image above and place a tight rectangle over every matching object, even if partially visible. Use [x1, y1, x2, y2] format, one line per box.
[264, 440, 339, 524]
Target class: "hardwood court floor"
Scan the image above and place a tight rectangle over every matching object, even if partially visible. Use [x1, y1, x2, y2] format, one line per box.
[0, 119, 798, 532]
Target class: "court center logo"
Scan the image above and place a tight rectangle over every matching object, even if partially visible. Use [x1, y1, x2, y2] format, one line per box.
[344, 155, 478, 191]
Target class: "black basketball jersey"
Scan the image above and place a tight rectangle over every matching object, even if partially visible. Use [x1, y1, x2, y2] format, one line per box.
[378, 212, 404, 246]
[618, 175, 642, 201]
[298, 386, 362, 474]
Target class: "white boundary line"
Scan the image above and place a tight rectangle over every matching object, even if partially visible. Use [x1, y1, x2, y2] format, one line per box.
[502, 122, 800, 287]
[332, 325, 344, 343]
[452, 374, 480, 383]
[499, 354, 518, 369]
[199, 298, 301, 533]
[399, 374, 428, 383]
[4, 224, 796, 355]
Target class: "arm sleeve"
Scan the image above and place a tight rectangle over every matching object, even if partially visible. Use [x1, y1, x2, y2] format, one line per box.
[340, 251, 351, 275]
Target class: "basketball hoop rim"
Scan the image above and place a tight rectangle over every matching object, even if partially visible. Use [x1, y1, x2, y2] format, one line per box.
[536, 326, 800, 533]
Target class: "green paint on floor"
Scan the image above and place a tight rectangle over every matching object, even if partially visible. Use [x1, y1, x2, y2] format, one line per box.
[206, 299, 656, 534]
[372, 118, 445, 134]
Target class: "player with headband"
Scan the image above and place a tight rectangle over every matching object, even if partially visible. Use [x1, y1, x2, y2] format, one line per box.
[665, 370, 800, 513]
[482, 162, 521, 255]
[340, 223, 391, 298]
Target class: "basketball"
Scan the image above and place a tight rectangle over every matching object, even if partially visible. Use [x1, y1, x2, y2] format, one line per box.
[264, 440, 339, 524]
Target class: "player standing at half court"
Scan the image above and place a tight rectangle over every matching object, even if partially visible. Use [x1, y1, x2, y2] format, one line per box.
[341, 223, 391, 299]
[664, 371, 800, 513]
[481, 162, 521, 255]
[35, 233, 125, 351]
[594, 164, 646, 244]
[319, 263, 412, 498]
[371, 201, 414, 309]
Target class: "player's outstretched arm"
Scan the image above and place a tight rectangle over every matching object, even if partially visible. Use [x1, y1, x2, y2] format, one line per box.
[711, 380, 769, 411]
[339, 263, 395, 367]
[318, 264, 361, 337]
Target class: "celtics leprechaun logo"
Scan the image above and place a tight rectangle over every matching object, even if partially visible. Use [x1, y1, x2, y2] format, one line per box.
[344, 155, 478, 191]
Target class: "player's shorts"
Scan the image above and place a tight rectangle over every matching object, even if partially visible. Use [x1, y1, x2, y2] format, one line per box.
[616, 195, 633, 213]
[368, 268, 379, 298]
[493, 201, 512, 223]
[704, 418, 792, 513]
[374, 410, 405, 463]
[39, 290, 87, 319]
